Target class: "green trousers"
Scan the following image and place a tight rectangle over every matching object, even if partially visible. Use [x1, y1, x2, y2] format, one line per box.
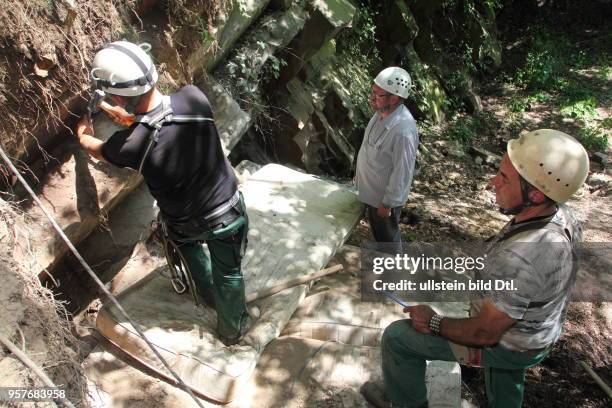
[172, 195, 249, 339]
[381, 319, 550, 408]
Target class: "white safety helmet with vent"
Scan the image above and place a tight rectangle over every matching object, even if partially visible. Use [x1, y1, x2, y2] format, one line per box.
[374, 67, 412, 99]
[90, 41, 158, 97]
[507, 129, 589, 203]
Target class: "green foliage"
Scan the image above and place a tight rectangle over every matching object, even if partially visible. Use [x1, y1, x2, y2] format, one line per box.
[440, 71, 471, 112]
[335, 3, 382, 128]
[225, 37, 286, 97]
[577, 126, 609, 151]
[481, 0, 504, 11]
[507, 91, 550, 113]
[505, 27, 610, 152]
[444, 118, 478, 143]
[560, 97, 598, 119]
[264, 54, 288, 80]
[512, 29, 603, 94]
[196, 16, 216, 51]
[442, 112, 498, 143]
[600, 117, 612, 130]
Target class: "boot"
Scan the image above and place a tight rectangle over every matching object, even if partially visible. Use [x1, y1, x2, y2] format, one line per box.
[219, 305, 260, 346]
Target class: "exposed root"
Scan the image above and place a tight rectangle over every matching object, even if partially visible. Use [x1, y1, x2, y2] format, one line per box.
[0, 198, 87, 406]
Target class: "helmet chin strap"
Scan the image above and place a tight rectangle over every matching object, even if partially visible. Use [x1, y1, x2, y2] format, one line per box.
[498, 176, 535, 216]
[124, 94, 144, 113]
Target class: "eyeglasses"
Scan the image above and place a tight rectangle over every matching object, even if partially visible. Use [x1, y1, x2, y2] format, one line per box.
[370, 90, 390, 98]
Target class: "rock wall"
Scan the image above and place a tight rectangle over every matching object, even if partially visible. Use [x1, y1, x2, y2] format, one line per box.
[1, 0, 502, 282]
[0, 3, 502, 405]
[1, 0, 502, 187]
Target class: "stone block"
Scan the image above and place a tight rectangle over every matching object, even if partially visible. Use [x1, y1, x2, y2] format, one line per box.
[214, 4, 308, 103]
[94, 164, 362, 404]
[271, 0, 356, 90]
[187, 0, 271, 77]
[14, 114, 143, 279]
[198, 75, 252, 154]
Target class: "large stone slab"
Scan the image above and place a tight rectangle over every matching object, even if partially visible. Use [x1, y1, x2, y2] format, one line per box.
[94, 164, 362, 404]
[187, 0, 272, 78]
[281, 245, 467, 408]
[199, 76, 252, 154]
[12, 114, 142, 278]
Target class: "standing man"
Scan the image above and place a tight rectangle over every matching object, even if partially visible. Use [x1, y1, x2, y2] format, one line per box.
[361, 129, 589, 407]
[355, 67, 419, 246]
[75, 41, 252, 345]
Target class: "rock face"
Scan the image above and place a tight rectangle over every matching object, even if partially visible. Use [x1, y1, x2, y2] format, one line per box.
[218, 0, 501, 173]
[0, 0, 505, 288]
[186, 0, 272, 77]
[405, 1, 500, 114]
[6, 0, 502, 290]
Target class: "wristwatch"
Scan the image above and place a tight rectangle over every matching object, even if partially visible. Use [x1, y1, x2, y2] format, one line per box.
[429, 314, 444, 335]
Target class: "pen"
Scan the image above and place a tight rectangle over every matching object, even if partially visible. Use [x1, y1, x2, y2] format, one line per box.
[383, 290, 410, 308]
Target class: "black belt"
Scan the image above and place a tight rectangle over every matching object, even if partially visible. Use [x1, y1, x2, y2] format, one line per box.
[163, 192, 242, 238]
[202, 190, 240, 221]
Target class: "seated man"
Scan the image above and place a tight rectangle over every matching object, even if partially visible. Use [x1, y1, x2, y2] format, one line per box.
[361, 129, 589, 407]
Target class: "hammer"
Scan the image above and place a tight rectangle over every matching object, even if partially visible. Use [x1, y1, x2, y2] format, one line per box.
[87, 89, 135, 126]
[87, 89, 106, 120]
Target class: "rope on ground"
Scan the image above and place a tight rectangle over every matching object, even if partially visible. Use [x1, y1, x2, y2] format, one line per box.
[0, 333, 76, 408]
[0, 145, 205, 408]
[579, 361, 612, 400]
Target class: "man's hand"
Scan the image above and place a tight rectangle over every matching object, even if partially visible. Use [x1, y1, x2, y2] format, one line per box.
[404, 304, 435, 334]
[402, 300, 517, 346]
[76, 116, 93, 139]
[74, 115, 105, 161]
[377, 203, 391, 218]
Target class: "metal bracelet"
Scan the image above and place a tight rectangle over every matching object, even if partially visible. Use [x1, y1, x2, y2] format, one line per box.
[429, 314, 444, 335]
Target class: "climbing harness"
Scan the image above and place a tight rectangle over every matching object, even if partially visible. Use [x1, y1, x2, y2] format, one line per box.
[154, 216, 202, 310]
[133, 95, 216, 306]
[133, 95, 214, 174]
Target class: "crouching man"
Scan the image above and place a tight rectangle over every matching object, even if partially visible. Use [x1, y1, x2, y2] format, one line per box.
[361, 129, 589, 407]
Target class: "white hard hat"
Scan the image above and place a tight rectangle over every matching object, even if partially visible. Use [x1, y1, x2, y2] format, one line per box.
[374, 67, 411, 98]
[90, 41, 158, 97]
[507, 129, 589, 203]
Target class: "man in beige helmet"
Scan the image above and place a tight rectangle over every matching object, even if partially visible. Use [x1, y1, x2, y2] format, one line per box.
[361, 129, 589, 408]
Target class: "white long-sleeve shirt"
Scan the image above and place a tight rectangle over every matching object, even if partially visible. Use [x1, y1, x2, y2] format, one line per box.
[355, 104, 419, 208]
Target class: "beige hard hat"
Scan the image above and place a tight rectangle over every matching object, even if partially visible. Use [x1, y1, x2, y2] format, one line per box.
[374, 67, 411, 98]
[507, 129, 589, 203]
[91, 41, 158, 97]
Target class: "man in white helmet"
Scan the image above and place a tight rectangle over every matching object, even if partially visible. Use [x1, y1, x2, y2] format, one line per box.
[355, 66, 419, 248]
[75, 41, 253, 346]
[361, 130, 589, 408]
